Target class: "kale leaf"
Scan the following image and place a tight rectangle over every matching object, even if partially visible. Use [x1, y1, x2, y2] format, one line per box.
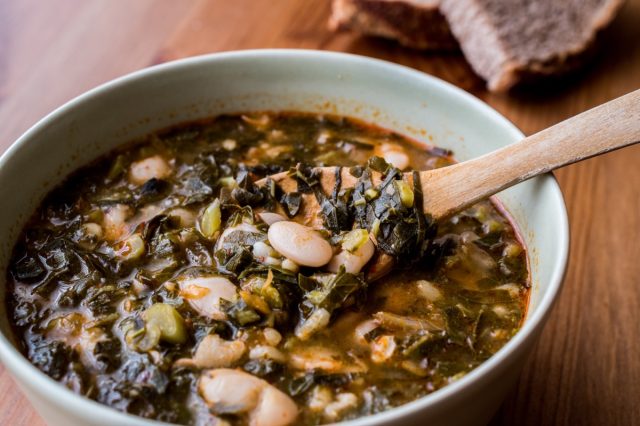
[303, 266, 367, 314]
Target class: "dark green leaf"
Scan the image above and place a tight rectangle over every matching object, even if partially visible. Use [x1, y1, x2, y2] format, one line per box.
[221, 248, 254, 274]
[367, 156, 392, 174]
[221, 299, 261, 326]
[305, 266, 367, 314]
[243, 359, 283, 378]
[280, 192, 302, 217]
[137, 178, 170, 205]
[12, 255, 46, 283]
[29, 338, 71, 380]
[288, 374, 315, 396]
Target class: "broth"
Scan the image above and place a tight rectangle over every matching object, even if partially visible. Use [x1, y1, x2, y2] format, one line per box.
[6, 112, 528, 425]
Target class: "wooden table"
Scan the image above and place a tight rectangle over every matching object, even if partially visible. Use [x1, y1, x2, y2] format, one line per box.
[1, 1, 639, 425]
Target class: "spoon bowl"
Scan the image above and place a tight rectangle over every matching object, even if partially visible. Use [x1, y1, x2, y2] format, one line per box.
[260, 88, 640, 223]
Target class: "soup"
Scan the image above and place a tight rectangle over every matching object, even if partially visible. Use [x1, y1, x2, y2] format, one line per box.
[6, 113, 529, 425]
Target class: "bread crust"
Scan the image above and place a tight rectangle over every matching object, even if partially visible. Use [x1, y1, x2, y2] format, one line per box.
[329, 0, 457, 50]
[439, 0, 626, 91]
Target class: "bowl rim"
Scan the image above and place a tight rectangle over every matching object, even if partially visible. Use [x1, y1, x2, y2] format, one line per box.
[0, 48, 569, 426]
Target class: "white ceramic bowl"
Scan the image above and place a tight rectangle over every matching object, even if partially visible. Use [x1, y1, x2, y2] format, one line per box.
[0, 50, 569, 426]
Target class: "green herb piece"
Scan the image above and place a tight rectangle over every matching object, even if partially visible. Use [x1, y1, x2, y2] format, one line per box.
[401, 331, 447, 356]
[292, 164, 320, 193]
[304, 266, 367, 314]
[127, 322, 162, 352]
[222, 299, 262, 326]
[371, 219, 381, 238]
[218, 176, 237, 188]
[394, 180, 414, 207]
[143, 303, 187, 344]
[364, 188, 379, 201]
[503, 242, 523, 258]
[199, 199, 221, 239]
[235, 308, 261, 325]
[367, 156, 392, 174]
[239, 290, 271, 314]
[483, 219, 504, 234]
[106, 154, 127, 181]
[341, 229, 369, 253]
[261, 285, 283, 309]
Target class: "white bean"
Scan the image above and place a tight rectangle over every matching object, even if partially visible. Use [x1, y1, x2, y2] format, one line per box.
[375, 143, 410, 170]
[129, 155, 172, 185]
[354, 319, 380, 345]
[116, 234, 145, 261]
[178, 276, 237, 320]
[82, 222, 103, 239]
[288, 345, 368, 374]
[199, 369, 263, 414]
[295, 308, 331, 341]
[264, 256, 282, 266]
[267, 221, 332, 267]
[176, 334, 245, 369]
[289, 345, 344, 372]
[324, 393, 359, 422]
[492, 305, 510, 318]
[253, 241, 277, 260]
[382, 150, 409, 170]
[198, 369, 298, 426]
[249, 345, 287, 363]
[102, 204, 131, 241]
[252, 385, 299, 426]
[126, 203, 165, 231]
[415, 280, 443, 302]
[308, 386, 333, 412]
[371, 335, 397, 363]
[222, 139, 237, 151]
[495, 283, 522, 298]
[46, 312, 105, 370]
[281, 258, 299, 273]
[326, 238, 375, 274]
[263, 327, 282, 346]
[258, 212, 287, 226]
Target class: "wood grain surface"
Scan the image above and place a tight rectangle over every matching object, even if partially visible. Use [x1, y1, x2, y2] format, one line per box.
[419, 89, 640, 220]
[0, 1, 639, 425]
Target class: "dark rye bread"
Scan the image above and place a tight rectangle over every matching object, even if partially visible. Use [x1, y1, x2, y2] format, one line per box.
[439, 0, 625, 91]
[329, 0, 457, 50]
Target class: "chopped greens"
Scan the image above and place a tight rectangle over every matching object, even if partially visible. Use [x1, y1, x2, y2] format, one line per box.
[6, 112, 529, 426]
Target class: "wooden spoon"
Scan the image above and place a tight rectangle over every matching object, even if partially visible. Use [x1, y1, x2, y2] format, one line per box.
[258, 89, 640, 223]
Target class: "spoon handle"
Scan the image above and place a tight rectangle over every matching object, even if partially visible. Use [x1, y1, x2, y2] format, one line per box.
[421, 89, 640, 220]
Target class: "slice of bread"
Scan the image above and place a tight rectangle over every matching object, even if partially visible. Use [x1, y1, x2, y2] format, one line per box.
[329, 0, 457, 50]
[439, 0, 625, 91]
